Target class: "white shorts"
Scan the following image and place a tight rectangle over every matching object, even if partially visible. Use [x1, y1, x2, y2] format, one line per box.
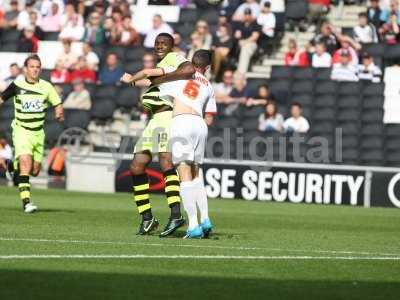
[170, 114, 208, 165]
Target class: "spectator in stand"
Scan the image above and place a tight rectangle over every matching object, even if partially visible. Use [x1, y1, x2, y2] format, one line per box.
[57, 39, 78, 70]
[40, 0, 64, 18]
[82, 12, 105, 46]
[367, 0, 382, 30]
[5, 0, 20, 29]
[82, 43, 99, 71]
[173, 33, 188, 56]
[307, 0, 330, 29]
[232, 0, 261, 22]
[380, 0, 400, 24]
[257, 1, 276, 50]
[110, 15, 140, 46]
[357, 52, 382, 82]
[50, 60, 71, 84]
[234, 9, 261, 74]
[103, 17, 114, 44]
[353, 12, 378, 44]
[285, 39, 309, 67]
[3, 63, 22, 87]
[223, 72, 250, 115]
[218, 10, 229, 27]
[143, 14, 173, 49]
[18, 26, 39, 52]
[59, 14, 85, 41]
[332, 36, 361, 66]
[69, 56, 96, 83]
[0, 137, 12, 177]
[220, 0, 242, 19]
[28, 11, 44, 40]
[380, 13, 400, 44]
[92, 1, 106, 21]
[40, 2, 62, 32]
[187, 32, 205, 61]
[17, 1, 40, 30]
[246, 84, 275, 106]
[312, 41, 332, 68]
[111, 8, 124, 30]
[194, 20, 213, 50]
[283, 102, 310, 134]
[61, 2, 83, 28]
[311, 22, 339, 54]
[63, 80, 91, 111]
[212, 24, 234, 78]
[213, 69, 234, 103]
[258, 101, 284, 133]
[135, 53, 157, 89]
[331, 50, 359, 82]
[99, 53, 124, 85]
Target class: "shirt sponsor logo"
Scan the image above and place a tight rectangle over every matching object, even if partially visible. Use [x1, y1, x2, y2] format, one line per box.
[21, 100, 43, 112]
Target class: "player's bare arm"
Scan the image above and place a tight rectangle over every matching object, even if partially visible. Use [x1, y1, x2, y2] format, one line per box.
[204, 113, 215, 126]
[150, 62, 195, 85]
[120, 68, 165, 85]
[54, 104, 65, 122]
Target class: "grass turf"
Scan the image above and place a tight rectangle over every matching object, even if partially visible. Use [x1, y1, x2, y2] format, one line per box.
[0, 186, 399, 299]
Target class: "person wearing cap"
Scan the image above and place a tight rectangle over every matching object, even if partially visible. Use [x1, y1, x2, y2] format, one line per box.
[232, 0, 261, 22]
[357, 53, 382, 83]
[63, 79, 91, 111]
[331, 50, 359, 82]
[257, 1, 276, 50]
[332, 35, 361, 67]
[234, 8, 261, 74]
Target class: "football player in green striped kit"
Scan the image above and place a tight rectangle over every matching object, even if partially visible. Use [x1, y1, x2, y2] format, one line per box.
[121, 33, 195, 236]
[0, 54, 64, 213]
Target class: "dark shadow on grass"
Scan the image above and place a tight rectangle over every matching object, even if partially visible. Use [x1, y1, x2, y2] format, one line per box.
[36, 209, 76, 214]
[0, 269, 399, 300]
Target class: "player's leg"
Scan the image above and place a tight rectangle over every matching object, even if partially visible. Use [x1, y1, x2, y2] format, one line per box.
[13, 125, 37, 213]
[192, 119, 213, 237]
[130, 151, 159, 235]
[155, 111, 185, 237]
[176, 162, 203, 239]
[158, 151, 186, 237]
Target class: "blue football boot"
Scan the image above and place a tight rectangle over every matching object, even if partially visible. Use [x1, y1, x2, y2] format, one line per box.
[200, 218, 213, 238]
[183, 225, 204, 239]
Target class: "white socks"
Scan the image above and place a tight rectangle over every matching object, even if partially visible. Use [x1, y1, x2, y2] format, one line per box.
[180, 180, 198, 230]
[192, 177, 209, 223]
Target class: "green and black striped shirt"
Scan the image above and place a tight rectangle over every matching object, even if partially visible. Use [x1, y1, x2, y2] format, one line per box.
[1, 77, 61, 131]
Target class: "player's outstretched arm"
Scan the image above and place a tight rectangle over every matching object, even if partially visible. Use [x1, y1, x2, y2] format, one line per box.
[54, 104, 65, 122]
[120, 68, 166, 85]
[150, 62, 195, 85]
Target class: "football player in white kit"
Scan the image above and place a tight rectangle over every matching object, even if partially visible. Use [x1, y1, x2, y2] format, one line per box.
[123, 50, 217, 238]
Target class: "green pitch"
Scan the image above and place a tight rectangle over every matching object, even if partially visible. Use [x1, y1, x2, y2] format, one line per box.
[0, 186, 399, 300]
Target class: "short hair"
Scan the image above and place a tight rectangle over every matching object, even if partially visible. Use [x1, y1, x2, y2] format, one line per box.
[291, 102, 302, 109]
[24, 54, 41, 67]
[10, 62, 18, 68]
[192, 50, 212, 68]
[358, 12, 368, 18]
[156, 32, 174, 46]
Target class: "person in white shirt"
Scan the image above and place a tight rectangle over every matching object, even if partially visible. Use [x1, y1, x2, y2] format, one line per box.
[258, 101, 284, 132]
[82, 43, 99, 71]
[284, 102, 310, 134]
[17, 1, 40, 30]
[257, 2, 276, 37]
[59, 14, 85, 41]
[213, 69, 234, 103]
[357, 52, 382, 82]
[232, 0, 261, 22]
[261, 0, 285, 13]
[120, 50, 217, 239]
[331, 50, 359, 82]
[143, 14, 173, 49]
[353, 12, 378, 44]
[312, 42, 332, 68]
[0, 137, 13, 176]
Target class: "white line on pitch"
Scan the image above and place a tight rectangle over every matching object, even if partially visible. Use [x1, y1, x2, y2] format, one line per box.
[0, 255, 400, 260]
[0, 237, 399, 257]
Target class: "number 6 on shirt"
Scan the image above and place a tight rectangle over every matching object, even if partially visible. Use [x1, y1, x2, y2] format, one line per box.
[183, 80, 200, 100]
